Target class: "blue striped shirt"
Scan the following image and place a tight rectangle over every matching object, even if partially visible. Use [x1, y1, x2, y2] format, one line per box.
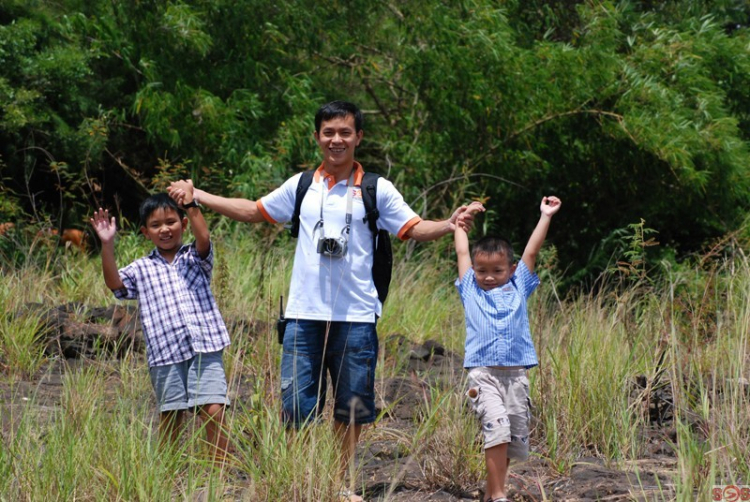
[456, 260, 540, 369]
[113, 242, 230, 367]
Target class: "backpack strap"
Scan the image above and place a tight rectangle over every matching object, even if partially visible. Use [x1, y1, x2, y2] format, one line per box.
[290, 170, 315, 238]
[361, 171, 380, 233]
[360, 171, 393, 304]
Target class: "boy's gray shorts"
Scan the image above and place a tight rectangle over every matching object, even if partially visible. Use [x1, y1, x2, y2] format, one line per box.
[149, 350, 229, 413]
[466, 366, 531, 460]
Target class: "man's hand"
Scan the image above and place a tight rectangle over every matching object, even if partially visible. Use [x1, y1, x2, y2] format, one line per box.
[168, 179, 195, 207]
[540, 196, 561, 217]
[90, 209, 117, 244]
[453, 201, 485, 232]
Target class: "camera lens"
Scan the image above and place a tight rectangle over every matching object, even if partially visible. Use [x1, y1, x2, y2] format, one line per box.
[317, 236, 346, 257]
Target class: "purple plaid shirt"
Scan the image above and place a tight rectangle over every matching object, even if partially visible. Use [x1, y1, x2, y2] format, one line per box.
[113, 242, 230, 367]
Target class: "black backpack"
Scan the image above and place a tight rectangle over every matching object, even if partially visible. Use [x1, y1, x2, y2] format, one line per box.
[290, 170, 393, 304]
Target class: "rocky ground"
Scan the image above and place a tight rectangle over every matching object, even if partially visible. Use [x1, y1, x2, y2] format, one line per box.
[1, 303, 680, 501]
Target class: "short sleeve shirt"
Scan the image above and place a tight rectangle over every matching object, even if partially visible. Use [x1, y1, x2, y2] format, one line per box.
[257, 162, 421, 322]
[456, 260, 540, 368]
[114, 243, 230, 367]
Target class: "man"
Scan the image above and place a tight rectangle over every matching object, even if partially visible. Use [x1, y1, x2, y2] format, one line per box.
[170, 101, 472, 501]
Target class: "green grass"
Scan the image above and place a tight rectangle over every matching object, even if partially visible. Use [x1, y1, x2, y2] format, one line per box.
[0, 228, 749, 500]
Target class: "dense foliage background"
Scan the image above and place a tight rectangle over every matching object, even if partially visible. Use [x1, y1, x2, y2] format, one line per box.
[2, 0, 750, 284]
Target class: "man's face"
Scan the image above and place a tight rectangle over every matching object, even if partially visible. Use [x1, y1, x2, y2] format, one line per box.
[314, 114, 363, 172]
[473, 252, 516, 291]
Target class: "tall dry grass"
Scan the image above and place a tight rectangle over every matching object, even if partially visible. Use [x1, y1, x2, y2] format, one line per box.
[0, 229, 748, 500]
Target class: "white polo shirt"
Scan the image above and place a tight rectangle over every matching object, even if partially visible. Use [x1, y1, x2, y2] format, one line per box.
[257, 162, 421, 322]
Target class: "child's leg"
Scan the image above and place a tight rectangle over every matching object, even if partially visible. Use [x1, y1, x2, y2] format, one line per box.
[188, 350, 230, 463]
[159, 409, 185, 446]
[466, 367, 523, 502]
[150, 361, 190, 447]
[199, 403, 229, 462]
[485, 442, 510, 500]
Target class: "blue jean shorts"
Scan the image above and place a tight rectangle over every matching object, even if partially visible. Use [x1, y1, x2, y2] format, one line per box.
[280, 320, 378, 427]
[149, 350, 229, 413]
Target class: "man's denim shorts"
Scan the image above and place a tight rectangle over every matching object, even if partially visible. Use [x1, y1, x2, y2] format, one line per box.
[280, 320, 378, 427]
[149, 350, 229, 413]
[466, 366, 531, 460]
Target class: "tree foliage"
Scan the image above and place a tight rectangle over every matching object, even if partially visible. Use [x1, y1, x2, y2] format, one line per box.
[1, 0, 750, 284]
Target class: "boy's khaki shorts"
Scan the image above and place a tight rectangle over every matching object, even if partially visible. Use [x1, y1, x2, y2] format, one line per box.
[466, 366, 531, 460]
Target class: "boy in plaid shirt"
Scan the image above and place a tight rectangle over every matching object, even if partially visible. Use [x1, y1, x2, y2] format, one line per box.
[90, 182, 230, 461]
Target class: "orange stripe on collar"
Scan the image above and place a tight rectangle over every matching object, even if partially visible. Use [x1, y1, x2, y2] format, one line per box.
[313, 162, 365, 190]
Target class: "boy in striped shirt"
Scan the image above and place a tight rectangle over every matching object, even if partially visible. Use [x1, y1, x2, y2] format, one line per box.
[454, 196, 561, 502]
[90, 184, 230, 462]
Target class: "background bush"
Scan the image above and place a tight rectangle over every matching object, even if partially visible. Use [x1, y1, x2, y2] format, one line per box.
[2, 0, 750, 286]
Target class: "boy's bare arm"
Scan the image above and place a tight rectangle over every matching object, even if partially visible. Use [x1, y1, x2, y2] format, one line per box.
[170, 180, 210, 259]
[454, 202, 485, 280]
[521, 196, 562, 273]
[168, 180, 265, 223]
[90, 209, 125, 291]
[455, 226, 472, 281]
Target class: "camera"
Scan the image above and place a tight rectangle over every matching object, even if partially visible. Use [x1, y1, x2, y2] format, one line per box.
[316, 236, 348, 257]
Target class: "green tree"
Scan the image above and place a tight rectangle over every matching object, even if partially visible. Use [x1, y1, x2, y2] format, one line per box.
[1, 0, 749, 286]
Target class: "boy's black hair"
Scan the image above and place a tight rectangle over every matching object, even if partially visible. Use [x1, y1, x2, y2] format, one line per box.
[139, 193, 184, 226]
[471, 236, 515, 266]
[315, 100, 363, 133]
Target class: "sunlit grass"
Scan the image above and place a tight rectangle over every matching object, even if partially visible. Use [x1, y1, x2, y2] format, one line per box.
[0, 228, 748, 500]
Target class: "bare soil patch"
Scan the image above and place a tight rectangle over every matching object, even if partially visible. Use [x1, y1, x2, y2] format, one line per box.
[0, 303, 679, 501]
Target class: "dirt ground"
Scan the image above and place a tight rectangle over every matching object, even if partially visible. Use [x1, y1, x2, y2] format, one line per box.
[1, 305, 679, 501]
[1, 357, 679, 502]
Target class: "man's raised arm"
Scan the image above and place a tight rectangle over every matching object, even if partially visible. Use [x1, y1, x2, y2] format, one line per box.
[406, 205, 476, 242]
[169, 181, 266, 223]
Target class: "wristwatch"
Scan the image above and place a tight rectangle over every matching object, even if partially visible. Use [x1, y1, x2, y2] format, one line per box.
[183, 200, 200, 209]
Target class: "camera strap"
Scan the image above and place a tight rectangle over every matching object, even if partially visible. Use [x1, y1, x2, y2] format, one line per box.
[312, 171, 355, 240]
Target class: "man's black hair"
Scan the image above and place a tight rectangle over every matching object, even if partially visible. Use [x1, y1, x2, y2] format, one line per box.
[471, 236, 515, 266]
[139, 193, 184, 226]
[315, 100, 363, 133]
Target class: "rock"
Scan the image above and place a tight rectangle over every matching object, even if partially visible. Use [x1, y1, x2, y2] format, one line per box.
[422, 339, 445, 356]
[408, 340, 446, 362]
[20, 302, 144, 359]
[408, 346, 431, 361]
[377, 376, 426, 420]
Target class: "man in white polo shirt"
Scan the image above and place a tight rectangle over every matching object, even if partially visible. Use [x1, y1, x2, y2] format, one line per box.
[170, 101, 471, 500]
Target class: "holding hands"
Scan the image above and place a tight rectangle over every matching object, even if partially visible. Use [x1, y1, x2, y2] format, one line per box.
[463, 201, 486, 217]
[168, 179, 196, 207]
[452, 201, 486, 232]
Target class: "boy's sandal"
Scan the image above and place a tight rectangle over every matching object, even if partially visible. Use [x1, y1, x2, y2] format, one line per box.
[338, 489, 364, 502]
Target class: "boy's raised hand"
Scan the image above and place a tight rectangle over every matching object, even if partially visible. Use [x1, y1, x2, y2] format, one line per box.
[522, 196, 561, 273]
[540, 196, 561, 217]
[90, 209, 117, 244]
